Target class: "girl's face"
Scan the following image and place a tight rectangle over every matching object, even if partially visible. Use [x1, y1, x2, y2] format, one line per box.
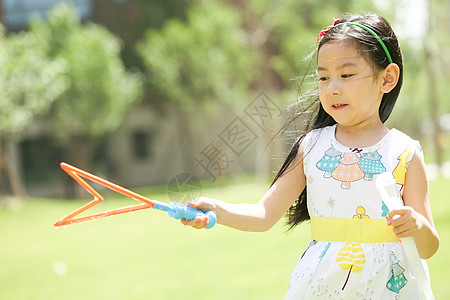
[317, 42, 385, 130]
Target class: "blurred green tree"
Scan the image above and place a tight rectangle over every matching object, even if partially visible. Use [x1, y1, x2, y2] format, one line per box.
[137, 0, 256, 110]
[29, 3, 143, 184]
[246, 0, 383, 97]
[137, 0, 257, 170]
[386, 0, 450, 166]
[92, 0, 191, 69]
[0, 25, 67, 197]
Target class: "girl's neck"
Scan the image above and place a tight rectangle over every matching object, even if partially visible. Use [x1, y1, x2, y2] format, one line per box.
[334, 122, 390, 148]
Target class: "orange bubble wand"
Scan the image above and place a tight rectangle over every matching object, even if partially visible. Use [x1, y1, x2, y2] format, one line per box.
[54, 162, 216, 228]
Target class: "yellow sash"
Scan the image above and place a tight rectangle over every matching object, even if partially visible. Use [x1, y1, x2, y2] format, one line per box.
[311, 216, 400, 243]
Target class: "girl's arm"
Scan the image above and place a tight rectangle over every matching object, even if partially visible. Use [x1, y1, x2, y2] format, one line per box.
[183, 148, 306, 232]
[387, 148, 440, 259]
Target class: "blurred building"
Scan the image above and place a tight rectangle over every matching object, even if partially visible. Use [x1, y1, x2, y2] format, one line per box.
[1, 0, 92, 30]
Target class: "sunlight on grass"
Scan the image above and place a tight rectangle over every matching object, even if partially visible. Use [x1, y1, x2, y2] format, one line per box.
[427, 177, 450, 299]
[0, 176, 448, 299]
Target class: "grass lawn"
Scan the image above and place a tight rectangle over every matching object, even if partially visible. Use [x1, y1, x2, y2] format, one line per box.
[0, 177, 448, 299]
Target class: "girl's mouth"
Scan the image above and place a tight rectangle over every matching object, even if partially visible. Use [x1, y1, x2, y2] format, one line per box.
[332, 104, 347, 110]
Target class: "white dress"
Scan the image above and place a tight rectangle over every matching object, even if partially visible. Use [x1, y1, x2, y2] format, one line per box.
[285, 125, 432, 300]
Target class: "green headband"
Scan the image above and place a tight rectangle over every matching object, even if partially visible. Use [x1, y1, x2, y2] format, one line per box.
[339, 22, 394, 64]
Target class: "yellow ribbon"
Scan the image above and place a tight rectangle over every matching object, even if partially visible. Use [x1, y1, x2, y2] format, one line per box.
[311, 216, 400, 243]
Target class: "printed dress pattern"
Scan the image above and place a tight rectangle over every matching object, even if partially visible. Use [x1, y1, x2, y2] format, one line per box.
[285, 125, 431, 300]
[387, 251, 408, 300]
[316, 146, 341, 178]
[359, 151, 387, 180]
[317, 148, 387, 189]
[331, 152, 365, 189]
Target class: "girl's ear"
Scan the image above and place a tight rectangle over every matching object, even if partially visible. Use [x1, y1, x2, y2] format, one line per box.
[380, 63, 400, 93]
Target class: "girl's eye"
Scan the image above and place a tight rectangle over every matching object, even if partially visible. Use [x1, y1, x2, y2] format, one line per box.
[318, 77, 328, 81]
[341, 74, 354, 78]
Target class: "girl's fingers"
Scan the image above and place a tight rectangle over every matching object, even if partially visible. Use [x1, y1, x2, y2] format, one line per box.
[388, 214, 406, 227]
[387, 207, 411, 220]
[182, 197, 215, 229]
[392, 225, 415, 238]
[181, 216, 209, 229]
[387, 207, 412, 226]
[392, 222, 413, 234]
[387, 207, 423, 238]
[188, 197, 216, 211]
[187, 201, 198, 208]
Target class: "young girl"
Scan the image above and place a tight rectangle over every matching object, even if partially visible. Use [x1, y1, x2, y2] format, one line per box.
[182, 13, 439, 299]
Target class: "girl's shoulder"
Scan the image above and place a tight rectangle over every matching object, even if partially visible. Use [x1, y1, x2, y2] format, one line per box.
[388, 128, 422, 162]
[389, 128, 417, 143]
[302, 124, 336, 151]
[388, 128, 421, 151]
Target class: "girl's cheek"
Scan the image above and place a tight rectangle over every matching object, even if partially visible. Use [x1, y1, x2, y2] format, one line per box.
[318, 88, 327, 101]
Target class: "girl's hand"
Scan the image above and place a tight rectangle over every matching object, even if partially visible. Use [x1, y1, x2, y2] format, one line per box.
[181, 197, 216, 229]
[387, 206, 427, 238]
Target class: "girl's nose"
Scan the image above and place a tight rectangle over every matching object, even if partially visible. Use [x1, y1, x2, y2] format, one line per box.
[327, 79, 341, 96]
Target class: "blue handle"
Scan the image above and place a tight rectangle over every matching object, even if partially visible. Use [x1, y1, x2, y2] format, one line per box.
[152, 201, 216, 229]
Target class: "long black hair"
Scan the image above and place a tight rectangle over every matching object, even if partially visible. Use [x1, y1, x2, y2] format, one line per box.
[274, 13, 404, 230]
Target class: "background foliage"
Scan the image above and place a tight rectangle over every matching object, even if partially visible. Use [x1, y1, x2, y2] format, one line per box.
[1, 0, 449, 197]
[138, 0, 255, 111]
